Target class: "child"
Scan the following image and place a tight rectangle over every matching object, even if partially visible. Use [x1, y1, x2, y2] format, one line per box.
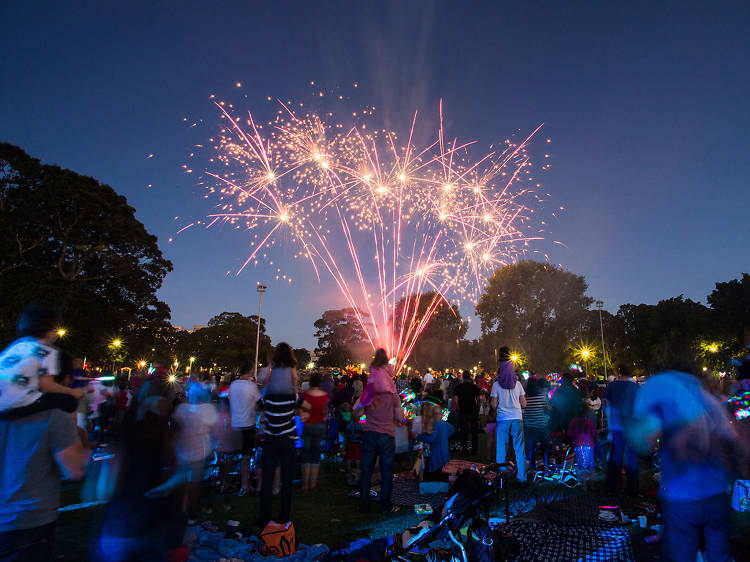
[0, 306, 83, 419]
[341, 404, 363, 486]
[568, 401, 596, 486]
[417, 404, 455, 481]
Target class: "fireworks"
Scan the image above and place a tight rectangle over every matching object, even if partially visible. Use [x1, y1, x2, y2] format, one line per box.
[202, 95, 546, 371]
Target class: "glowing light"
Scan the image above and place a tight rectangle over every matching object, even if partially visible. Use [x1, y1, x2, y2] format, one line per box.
[112, 339, 121, 348]
[306, 362, 315, 370]
[581, 349, 590, 358]
[138, 361, 146, 368]
[709, 345, 718, 353]
[359, 363, 366, 370]
[56, 329, 66, 337]
[511, 354, 519, 362]
[203, 97, 546, 372]
[168, 374, 177, 383]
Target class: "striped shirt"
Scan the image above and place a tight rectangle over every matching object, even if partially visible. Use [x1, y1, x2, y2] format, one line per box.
[523, 393, 550, 429]
[261, 393, 300, 438]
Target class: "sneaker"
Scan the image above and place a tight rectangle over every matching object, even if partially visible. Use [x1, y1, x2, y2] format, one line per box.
[238, 488, 249, 497]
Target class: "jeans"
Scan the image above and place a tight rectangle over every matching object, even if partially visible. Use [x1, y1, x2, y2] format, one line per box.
[259, 437, 296, 526]
[0, 522, 55, 561]
[301, 422, 326, 464]
[605, 430, 639, 496]
[661, 494, 731, 562]
[360, 431, 395, 513]
[524, 425, 549, 470]
[457, 412, 479, 453]
[496, 419, 526, 481]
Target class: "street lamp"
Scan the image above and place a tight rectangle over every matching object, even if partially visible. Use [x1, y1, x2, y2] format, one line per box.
[709, 345, 718, 353]
[189, 356, 195, 373]
[596, 300, 607, 380]
[253, 283, 267, 379]
[111, 339, 122, 372]
[57, 328, 66, 338]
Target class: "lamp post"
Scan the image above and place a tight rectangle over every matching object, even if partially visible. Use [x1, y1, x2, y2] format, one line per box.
[111, 339, 121, 373]
[596, 300, 607, 380]
[253, 283, 267, 379]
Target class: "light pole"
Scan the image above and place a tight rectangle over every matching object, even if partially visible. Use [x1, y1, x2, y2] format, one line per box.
[253, 283, 267, 379]
[596, 300, 607, 380]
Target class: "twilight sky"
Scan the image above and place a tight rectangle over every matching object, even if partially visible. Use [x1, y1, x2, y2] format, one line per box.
[2, 1, 748, 350]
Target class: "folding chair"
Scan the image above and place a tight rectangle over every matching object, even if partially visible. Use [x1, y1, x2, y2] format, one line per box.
[533, 446, 580, 488]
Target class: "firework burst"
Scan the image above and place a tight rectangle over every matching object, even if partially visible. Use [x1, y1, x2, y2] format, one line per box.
[201, 95, 546, 372]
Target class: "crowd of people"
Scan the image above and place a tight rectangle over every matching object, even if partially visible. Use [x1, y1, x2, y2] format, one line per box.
[0, 305, 748, 562]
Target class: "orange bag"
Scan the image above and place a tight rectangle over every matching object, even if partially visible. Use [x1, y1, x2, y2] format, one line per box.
[260, 521, 296, 558]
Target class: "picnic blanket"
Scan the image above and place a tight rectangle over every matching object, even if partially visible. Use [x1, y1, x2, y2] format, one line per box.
[184, 525, 328, 562]
[497, 520, 634, 562]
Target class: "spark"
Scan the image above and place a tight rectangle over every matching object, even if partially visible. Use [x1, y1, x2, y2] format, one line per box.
[202, 96, 546, 372]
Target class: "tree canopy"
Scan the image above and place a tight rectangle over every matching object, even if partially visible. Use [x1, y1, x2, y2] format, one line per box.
[313, 308, 371, 366]
[393, 291, 467, 370]
[0, 143, 172, 360]
[475, 260, 593, 373]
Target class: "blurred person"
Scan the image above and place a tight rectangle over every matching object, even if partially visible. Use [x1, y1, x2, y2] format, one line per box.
[352, 375, 363, 400]
[356, 348, 403, 514]
[454, 370, 480, 455]
[172, 388, 217, 521]
[228, 362, 261, 496]
[257, 343, 300, 527]
[523, 376, 551, 472]
[186, 372, 214, 405]
[417, 404, 455, 481]
[568, 401, 596, 487]
[604, 363, 640, 496]
[299, 372, 330, 492]
[0, 306, 83, 420]
[490, 347, 527, 482]
[629, 366, 743, 562]
[213, 395, 239, 493]
[97, 378, 185, 561]
[0, 352, 89, 561]
[549, 372, 582, 437]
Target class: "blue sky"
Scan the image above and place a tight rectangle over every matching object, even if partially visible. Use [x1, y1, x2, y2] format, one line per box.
[2, 1, 748, 349]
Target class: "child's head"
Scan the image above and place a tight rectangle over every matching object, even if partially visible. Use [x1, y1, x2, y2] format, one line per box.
[18, 306, 61, 340]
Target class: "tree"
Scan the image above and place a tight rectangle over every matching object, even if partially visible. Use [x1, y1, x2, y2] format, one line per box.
[392, 291, 467, 370]
[189, 312, 272, 371]
[617, 296, 710, 374]
[294, 348, 312, 368]
[0, 143, 173, 360]
[475, 261, 593, 373]
[314, 308, 371, 367]
[708, 273, 750, 348]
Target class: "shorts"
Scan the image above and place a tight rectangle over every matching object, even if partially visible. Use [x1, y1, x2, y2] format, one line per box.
[345, 441, 362, 461]
[235, 427, 256, 455]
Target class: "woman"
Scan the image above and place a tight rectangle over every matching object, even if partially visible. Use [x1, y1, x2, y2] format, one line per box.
[490, 347, 528, 483]
[258, 343, 300, 526]
[356, 348, 402, 514]
[523, 376, 551, 473]
[300, 372, 330, 492]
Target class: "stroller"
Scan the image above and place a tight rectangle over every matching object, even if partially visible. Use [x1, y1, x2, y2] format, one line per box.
[387, 463, 519, 562]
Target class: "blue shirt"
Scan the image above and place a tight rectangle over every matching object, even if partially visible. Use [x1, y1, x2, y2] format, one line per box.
[632, 371, 730, 501]
[418, 420, 455, 473]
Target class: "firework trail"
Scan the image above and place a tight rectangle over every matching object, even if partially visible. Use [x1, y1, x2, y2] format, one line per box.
[202, 95, 545, 373]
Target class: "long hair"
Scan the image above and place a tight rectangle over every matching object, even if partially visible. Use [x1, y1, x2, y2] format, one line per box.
[371, 348, 389, 368]
[272, 342, 297, 368]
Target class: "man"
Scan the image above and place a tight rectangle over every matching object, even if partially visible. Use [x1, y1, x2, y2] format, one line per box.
[603, 363, 639, 496]
[490, 348, 527, 482]
[0, 360, 90, 560]
[423, 370, 434, 386]
[629, 367, 741, 562]
[228, 362, 261, 496]
[454, 370, 480, 454]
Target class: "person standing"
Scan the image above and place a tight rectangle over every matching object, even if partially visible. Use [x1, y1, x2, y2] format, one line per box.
[603, 363, 640, 496]
[523, 376, 551, 473]
[229, 362, 261, 496]
[0, 358, 90, 561]
[258, 343, 300, 527]
[454, 370, 480, 455]
[490, 347, 527, 482]
[417, 404, 455, 480]
[299, 372, 330, 492]
[356, 349, 403, 514]
[629, 367, 742, 562]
